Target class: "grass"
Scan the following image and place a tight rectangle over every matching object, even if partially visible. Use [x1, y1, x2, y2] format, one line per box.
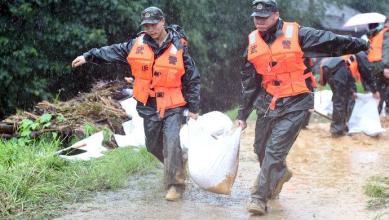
[0, 138, 157, 219]
[364, 176, 389, 210]
[225, 108, 257, 121]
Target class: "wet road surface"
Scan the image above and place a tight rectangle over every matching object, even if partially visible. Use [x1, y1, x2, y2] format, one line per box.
[57, 120, 389, 220]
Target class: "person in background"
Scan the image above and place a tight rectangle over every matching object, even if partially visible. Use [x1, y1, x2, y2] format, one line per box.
[367, 19, 389, 115]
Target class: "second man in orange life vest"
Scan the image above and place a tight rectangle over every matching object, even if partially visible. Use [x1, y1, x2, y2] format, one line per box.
[319, 52, 379, 137]
[367, 20, 389, 115]
[71, 7, 200, 202]
[236, 0, 369, 215]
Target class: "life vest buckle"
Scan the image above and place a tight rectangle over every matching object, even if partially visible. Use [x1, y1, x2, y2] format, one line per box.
[156, 92, 164, 97]
[272, 80, 282, 86]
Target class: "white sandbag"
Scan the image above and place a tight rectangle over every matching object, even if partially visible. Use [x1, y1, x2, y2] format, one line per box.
[314, 91, 385, 136]
[185, 117, 241, 195]
[180, 111, 232, 150]
[314, 90, 333, 116]
[114, 98, 145, 147]
[348, 93, 385, 136]
[59, 131, 108, 161]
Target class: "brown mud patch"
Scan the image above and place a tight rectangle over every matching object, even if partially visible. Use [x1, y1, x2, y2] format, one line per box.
[57, 121, 389, 220]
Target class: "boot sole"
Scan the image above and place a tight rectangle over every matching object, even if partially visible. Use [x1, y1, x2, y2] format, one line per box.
[247, 206, 266, 215]
[270, 170, 293, 200]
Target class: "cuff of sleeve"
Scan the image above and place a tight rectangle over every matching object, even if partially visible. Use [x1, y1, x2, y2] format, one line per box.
[82, 52, 92, 62]
[188, 104, 199, 114]
[237, 110, 249, 121]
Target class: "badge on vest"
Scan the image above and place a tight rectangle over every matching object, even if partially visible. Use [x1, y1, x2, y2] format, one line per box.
[282, 40, 291, 49]
[136, 46, 145, 54]
[142, 65, 149, 71]
[250, 45, 258, 54]
[168, 55, 178, 65]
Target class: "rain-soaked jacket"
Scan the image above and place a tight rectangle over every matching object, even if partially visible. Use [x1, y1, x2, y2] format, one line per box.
[240, 19, 369, 204]
[319, 51, 377, 93]
[83, 25, 201, 120]
[237, 19, 369, 121]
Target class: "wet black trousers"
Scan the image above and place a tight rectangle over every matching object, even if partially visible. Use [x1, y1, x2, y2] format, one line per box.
[251, 110, 309, 202]
[378, 81, 389, 114]
[328, 76, 356, 135]
[143, 112, 185, 189]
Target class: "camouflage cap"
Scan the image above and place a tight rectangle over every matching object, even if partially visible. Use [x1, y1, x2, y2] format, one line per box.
[251, 0, 278, 18]
[140, 6, 164, 26]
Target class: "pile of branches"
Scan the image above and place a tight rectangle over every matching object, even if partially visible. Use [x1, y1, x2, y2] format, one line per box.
[0, 81, 132, 144]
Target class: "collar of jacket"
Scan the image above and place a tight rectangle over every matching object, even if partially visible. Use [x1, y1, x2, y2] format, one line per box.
[142, 30, 173, 54]
[260, 18, 284, 44]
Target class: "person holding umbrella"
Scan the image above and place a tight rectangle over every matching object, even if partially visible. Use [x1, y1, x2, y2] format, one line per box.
[367, 19, 389, 115]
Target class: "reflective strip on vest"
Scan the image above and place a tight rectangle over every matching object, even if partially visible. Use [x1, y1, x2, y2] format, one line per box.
[127, 35, 187, 118]
[247, 22, 316, 110]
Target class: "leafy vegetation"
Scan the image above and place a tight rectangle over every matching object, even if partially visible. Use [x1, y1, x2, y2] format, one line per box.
[1, 0, 387, 118]
[0, 138, 157, 218]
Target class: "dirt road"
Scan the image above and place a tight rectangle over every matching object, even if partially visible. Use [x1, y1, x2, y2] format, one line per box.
[57, 119, 389, 220]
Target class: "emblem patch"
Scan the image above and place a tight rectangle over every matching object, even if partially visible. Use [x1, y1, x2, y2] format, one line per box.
[168, 55, 177, 65]
[282, 40, 291, 49]
[136, 46, 144, 54]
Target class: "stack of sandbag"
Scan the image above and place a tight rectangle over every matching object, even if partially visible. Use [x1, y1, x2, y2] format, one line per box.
[180, 111, 241, 195]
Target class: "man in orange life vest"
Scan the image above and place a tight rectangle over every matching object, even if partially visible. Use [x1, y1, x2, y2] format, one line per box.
[319, 52, 379, 137]
[236, 0, 369, 215]
[367, 19, 389, 115]
[71, 7, 200, 201]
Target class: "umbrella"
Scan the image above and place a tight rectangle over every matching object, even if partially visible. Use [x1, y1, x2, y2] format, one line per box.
[343, 12, 386, 27]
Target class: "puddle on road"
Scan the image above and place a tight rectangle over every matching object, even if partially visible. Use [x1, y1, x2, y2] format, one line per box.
[57, 120, 389, 220]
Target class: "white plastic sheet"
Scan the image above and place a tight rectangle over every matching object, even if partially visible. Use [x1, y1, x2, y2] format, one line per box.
[114, 98, 145, 147]
[181, 112, 241, 195]
[59, 131, 108, 161]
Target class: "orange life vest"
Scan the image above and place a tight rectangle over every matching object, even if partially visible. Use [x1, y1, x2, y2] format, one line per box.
[368, 27, 389, 62]
[342, 54, 361, 82]
[127, 35, 186, 118]
[247, 22, 317, 110]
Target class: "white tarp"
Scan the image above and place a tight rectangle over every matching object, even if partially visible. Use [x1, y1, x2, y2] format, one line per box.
[59, 131, 108, 161]
[114, 98, 145, 147]
[181, 111, 241, 195]
[314, 91, 385, 136]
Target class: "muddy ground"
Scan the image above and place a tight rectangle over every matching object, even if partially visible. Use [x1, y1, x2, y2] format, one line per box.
[57, 119, 389, 220]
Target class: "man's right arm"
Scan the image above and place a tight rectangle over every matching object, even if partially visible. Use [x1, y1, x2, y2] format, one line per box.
[82, 40, 135, 65]
[236, 49, 262, 123]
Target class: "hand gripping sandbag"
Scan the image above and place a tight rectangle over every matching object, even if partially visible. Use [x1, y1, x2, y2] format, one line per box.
[185, 118, 242, 195]
[180, 111, 233, 150]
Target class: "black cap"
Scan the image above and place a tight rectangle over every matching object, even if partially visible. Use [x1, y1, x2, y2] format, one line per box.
[251, 0, 278, 18]
[140, 7, 164, 26]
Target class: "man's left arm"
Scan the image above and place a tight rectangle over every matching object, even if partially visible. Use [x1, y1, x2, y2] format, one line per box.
[356, 51, 378, 93]
[181, 46, 201, 117]
[298, 27, 369, 58]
